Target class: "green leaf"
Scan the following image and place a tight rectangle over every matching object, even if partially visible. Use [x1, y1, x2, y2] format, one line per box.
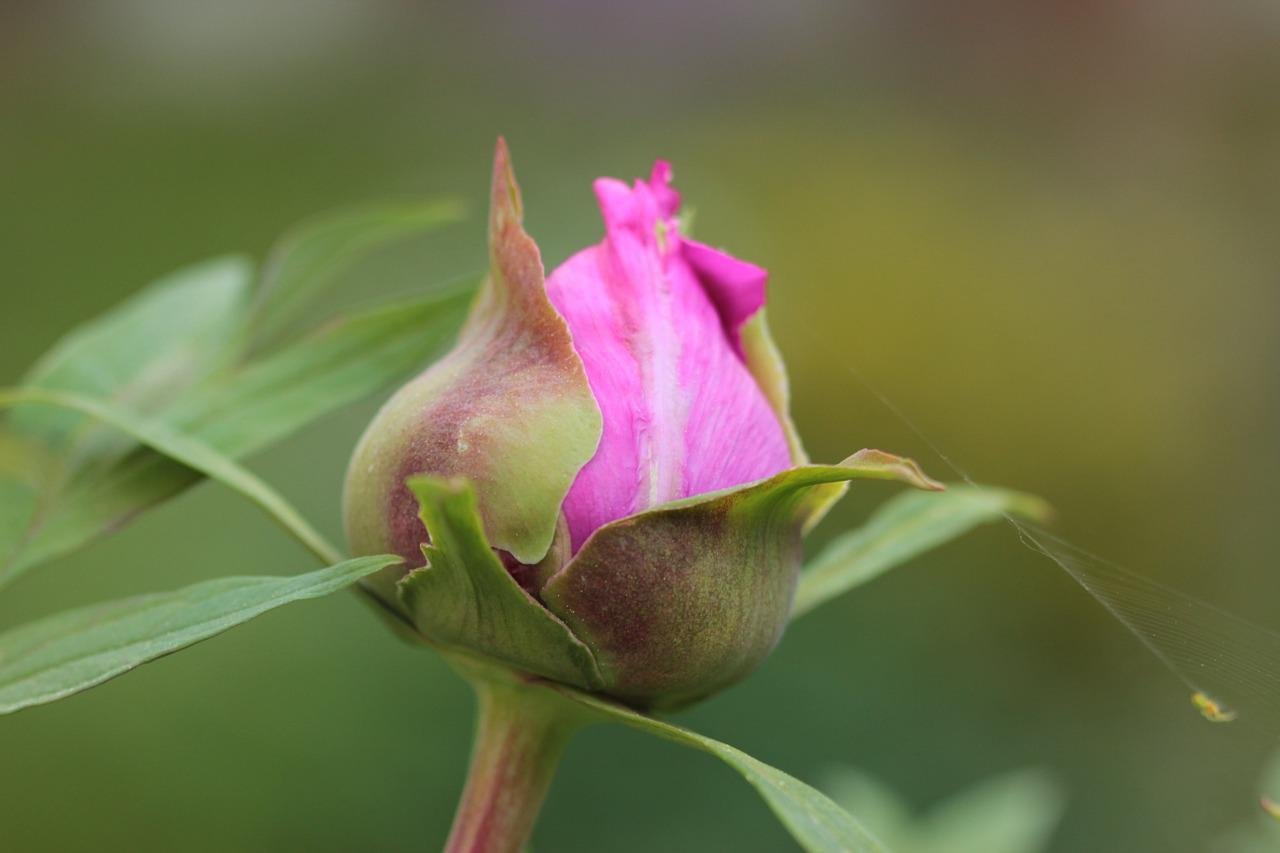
[0, 242, 473, 585]
[0, 387, 344, 567]
[249, 199, 467, 346]
[792, 486, 1051, 619]
[0, 555, 399, 715]
[167, 288, 473, 456]
[2, 258, 253, 580]
[20, 289, 468, 574]
[820, 769, 912, 842]
[1262, 750, 1280, 812]
[917, 769, 1062, 853]
[396, 476, 603, 690]
[1219, 749, 1280, 851]
[823, 766, 1063, 853]
[549, 683, 887, 853]
[13, 256, 251, 446]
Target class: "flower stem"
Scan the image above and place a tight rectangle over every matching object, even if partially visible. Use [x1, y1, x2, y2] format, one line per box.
[445, 673, 587, 853]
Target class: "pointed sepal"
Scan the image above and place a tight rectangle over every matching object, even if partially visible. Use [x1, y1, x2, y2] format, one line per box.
[344, 140, 603, 570]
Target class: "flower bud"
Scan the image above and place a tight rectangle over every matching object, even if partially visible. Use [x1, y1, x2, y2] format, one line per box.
[343, 140, 940, 708]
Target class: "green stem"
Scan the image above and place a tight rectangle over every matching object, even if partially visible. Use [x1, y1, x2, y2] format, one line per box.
[445, 673, 588, 853]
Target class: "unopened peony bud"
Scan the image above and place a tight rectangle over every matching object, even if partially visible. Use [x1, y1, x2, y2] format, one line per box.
[343, 140, 940, 709]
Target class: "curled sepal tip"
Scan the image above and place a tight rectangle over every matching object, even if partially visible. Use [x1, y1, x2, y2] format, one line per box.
[800, 448, 944, 533]
[396, 475, 603, 690]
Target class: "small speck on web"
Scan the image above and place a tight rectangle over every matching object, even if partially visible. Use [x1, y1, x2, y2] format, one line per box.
[1191, 691, 1237, 723]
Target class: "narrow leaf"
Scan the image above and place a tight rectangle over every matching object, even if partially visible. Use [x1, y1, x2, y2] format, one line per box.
[550, 684, 886, 853]
[250, 199, 466, 345]
[0, 388, 343, 568]
[170, 288, 473, 455]
[792, 486, 1050, 619]
[917, 768, 1062, 853]
[0, 555, 399, 714]
[0, 199, 468, 586]
[823, 766, 1062, 853]
[11, 256, 250, 451]
[0, 285, 473, 584]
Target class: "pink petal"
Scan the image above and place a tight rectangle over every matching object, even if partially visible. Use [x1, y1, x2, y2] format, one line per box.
[681, 238, 767, 360]
[545, 163, 792, 551]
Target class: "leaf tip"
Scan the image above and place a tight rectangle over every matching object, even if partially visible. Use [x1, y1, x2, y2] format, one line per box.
[1012, 492, 1054, 524]
[490, 136, 523, 231]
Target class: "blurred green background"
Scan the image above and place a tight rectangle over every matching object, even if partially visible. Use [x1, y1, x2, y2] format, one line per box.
[2, 2, 1278, 850]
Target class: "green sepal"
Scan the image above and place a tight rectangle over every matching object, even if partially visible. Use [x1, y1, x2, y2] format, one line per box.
[395, 476, 603, 690]
[344, 139, 602, 567]
[541, 449, 942, 709]
[740, 309, 808, 465]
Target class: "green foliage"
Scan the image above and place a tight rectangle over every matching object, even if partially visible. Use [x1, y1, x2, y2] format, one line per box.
[0, 201, 470, 586]
[549, 682, 887, 853]
[0, 386, 343, 565]
[793, 485, 1051, 618]
[0, 555, 399, 715]
[13, 256, 251, 445]
[249, 200, 466, 346]
[821, 766, 1064, 853]
[1214, 750, 1280, 852]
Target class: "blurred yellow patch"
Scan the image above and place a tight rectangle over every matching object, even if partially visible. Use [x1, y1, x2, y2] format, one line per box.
[1191, 691, 1237, 723]
[1261, 796, 1280, 821]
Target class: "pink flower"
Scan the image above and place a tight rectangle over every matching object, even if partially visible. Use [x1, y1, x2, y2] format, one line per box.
[343, 140, 939, 708]
[546, 163, 793, 551]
